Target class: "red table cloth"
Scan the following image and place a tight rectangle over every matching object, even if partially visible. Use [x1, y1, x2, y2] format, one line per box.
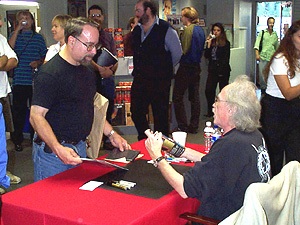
[1, 140, 204, 225]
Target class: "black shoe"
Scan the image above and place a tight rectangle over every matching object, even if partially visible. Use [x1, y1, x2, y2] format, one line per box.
[103, 142, 115, 150]
[15, 144, 23, 152]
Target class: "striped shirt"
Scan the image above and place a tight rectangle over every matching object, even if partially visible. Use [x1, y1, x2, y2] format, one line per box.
[10, 30, 47, 86]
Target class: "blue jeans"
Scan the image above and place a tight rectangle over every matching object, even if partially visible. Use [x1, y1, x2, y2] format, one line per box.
[32, 139, 87, 182]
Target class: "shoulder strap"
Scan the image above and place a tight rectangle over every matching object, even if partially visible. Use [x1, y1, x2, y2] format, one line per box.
[259, 30, 264, 52]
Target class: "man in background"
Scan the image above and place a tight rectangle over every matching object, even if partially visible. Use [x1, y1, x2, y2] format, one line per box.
[88, 5, 117, 150]
[131, 0, 182, 140]
[173, 7, 205, 134]
[254, 17, 279, 94]
[9, 11, 47, 152]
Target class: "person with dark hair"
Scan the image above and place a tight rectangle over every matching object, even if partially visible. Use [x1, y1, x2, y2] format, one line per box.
[172, 6, 205, 134]
[261, 20, 300, 176]
[204, 22, 231, 118]
[8, 11, 47, 152]
[131, 0, 182, 140]
[145, 75, 271, 222]
[44, 14, 72, 63]
[123, 16, 138, 56]
[254, 17, 279, 94]
[30, 17, 130, 182]
[88, 4, 118, 150]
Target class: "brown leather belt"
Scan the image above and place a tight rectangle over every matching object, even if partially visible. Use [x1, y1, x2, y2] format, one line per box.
[33, 136, 86, 153]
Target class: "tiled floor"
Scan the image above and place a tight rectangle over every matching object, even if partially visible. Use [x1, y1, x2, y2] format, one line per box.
[4, 118, 210, 194]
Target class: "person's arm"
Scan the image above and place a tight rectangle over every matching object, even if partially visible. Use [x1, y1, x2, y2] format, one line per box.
[30, 105, 82, 165]
[91, 60, 115, 78]
[0, 58, 17, 71]
[165, 27, 182, 66]
[254, 31, 263, 61]
[0, 34, 18, 71]
[181, 147, 205, 162]
[144, 130, 188, 198]
[103, 120, 130, 151]
[30, 58, 44, 69]
[0, 55, 8, 70]
[8, 22, 24, 49]
[274, 75, 300, 100]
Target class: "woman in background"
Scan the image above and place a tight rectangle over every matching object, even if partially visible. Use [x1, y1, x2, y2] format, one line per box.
[204, 23, 231, 117]
[261, 20, 300, 176]
[44, 14, 71, 63]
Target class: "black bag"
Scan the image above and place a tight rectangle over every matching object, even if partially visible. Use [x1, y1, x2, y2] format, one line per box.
[258, 30, 265, 53]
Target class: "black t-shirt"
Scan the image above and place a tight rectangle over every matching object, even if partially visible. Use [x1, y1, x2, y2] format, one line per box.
[183, 128, 271, 221]
[32, 54, 96, 142]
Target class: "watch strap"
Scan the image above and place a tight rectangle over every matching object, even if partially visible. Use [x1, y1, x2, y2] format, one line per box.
[153, 156, 165, 167]
[107, 129, 115, 138]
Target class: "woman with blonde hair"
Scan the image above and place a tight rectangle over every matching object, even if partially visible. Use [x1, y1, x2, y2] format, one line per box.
[173, 7, 205, 134]
[44, 14, 72, 62]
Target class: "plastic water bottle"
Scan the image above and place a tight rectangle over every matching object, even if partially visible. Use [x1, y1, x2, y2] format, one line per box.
[203, 121, 214, 153]
[211, 125, 222, 144]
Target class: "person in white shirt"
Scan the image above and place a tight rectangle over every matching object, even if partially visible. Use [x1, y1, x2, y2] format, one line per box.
[44, 14, 72, 63]
[0, 15, 20, 193]
[261, 20, 300, 176]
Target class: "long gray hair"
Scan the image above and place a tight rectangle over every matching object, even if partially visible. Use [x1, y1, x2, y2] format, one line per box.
[225, 75, 261, 132]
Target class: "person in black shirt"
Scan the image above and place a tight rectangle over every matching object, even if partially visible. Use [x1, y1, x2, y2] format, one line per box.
[30, 18, 130, 182]
[145, 75, 271, 222]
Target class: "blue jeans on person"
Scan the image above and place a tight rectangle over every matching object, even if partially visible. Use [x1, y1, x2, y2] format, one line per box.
[32, 139, 87, 182]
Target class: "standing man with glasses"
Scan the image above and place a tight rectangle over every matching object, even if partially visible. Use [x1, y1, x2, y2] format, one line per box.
[88, 4, 118, 150]
[131, 0, 182, 140]
[30, 18, 130, 182]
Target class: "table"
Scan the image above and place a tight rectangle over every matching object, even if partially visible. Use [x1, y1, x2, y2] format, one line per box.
[1, 140, 205, 225]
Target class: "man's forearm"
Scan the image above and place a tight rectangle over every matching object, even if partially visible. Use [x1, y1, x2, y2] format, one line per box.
[2, 58, 17, 71]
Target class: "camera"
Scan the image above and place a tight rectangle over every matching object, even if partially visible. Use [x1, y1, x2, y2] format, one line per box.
[21, 21, 27, 26]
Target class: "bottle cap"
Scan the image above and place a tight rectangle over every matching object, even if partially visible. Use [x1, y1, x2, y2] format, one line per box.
[205, 121, 212, 127]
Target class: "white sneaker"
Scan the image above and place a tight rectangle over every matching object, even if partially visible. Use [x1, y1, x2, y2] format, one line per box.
[6, 171, 21, 184]
[0, 187, 5, 194]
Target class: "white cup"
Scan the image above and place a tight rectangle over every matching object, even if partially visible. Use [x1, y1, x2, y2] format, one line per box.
[172, 131, 187, 147]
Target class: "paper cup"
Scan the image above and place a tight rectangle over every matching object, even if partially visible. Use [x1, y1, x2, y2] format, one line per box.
[172, 131, 187, 147]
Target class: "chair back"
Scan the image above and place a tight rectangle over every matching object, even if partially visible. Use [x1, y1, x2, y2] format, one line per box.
[220, 161, 300, 225]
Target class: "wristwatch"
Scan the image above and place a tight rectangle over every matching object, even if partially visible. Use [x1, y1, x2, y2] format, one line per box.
[153, 156, 166, 167]
[107, 129, 115, 138]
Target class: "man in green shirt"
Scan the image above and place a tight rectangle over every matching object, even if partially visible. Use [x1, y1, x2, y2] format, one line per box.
[254, 17, 279, 94]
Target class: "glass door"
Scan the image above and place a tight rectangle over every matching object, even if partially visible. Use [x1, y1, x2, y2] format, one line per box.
[256, 1, 292, 40]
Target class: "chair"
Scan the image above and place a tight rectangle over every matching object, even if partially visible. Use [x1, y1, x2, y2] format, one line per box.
[180, 161, 300, 225]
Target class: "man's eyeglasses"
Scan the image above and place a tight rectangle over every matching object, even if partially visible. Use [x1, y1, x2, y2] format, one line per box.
[91, 14, 102, 18]
[215, 96, 229, 103]
[72, 36, 100, 51]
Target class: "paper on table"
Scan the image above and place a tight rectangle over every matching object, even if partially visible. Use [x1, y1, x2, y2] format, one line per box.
[79, 181, 103, 191]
